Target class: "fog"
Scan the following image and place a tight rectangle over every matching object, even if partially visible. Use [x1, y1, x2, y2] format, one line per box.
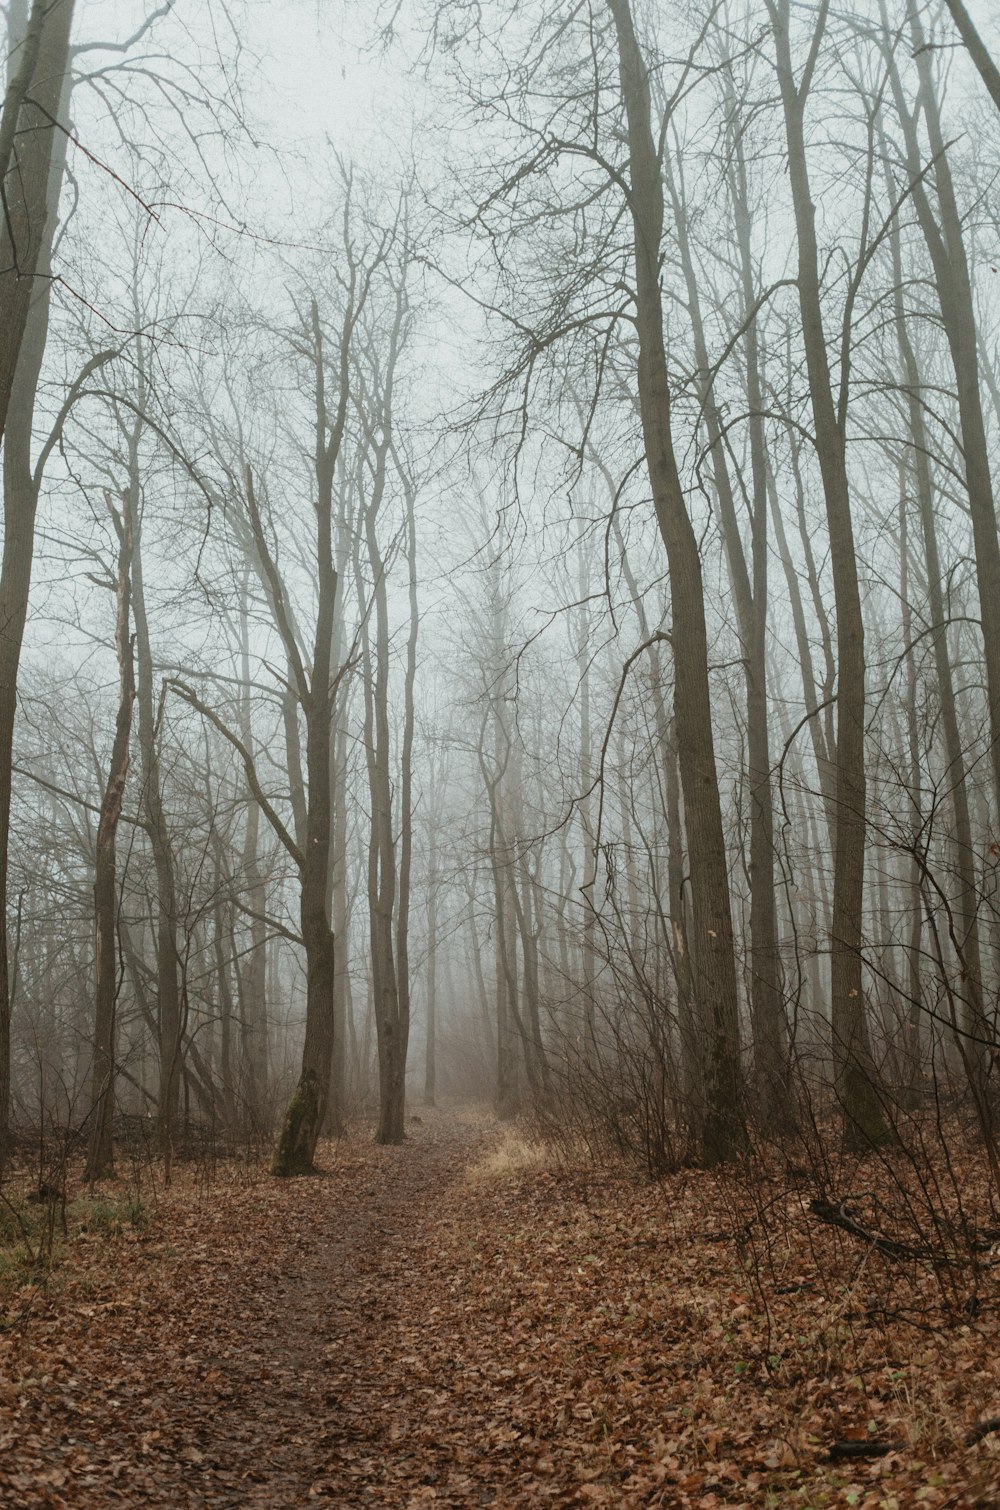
[0, 0, 997, 1183]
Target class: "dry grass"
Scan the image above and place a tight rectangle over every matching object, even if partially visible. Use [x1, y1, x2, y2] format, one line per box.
[463, 1125, 557, 1183]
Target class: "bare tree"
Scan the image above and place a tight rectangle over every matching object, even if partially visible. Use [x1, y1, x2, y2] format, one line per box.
[606, 0, 745, 1162]
[342, 244, 414, 1145]
[86, 496, 135, 1179]
[0, 0, 77, 1165]
[941, 0, 1000, 116]
[766, 0, 888, 1146]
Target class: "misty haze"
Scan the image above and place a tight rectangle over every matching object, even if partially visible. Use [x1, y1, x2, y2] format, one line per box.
[0, 0, 998, 1504]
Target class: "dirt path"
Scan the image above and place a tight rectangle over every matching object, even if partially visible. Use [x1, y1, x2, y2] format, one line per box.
[199, 1108, 489, 1506]
[1, 1108, 517, 1508]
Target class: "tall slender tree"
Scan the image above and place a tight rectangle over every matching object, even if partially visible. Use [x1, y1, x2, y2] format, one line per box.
[766, 0, 888, 1145]
[606, 0, 745, 1162]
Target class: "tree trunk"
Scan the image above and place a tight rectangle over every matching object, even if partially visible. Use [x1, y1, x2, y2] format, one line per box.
[576, 567, 599, 1061]
[765, 459, 837, 839]
[0, 0, 74, 444]
[485, 696, 521, 1118]
[897, 477, 924, 1106]
[390, 466, 419, 1137]
[87, 504, 135, 1180]
[882, 6, 997, 1095]
[768, 0, 888, 1147]
[0, 0, 76, 1168]
[236, 585, 268, 1128]
[271, 296, 343, 1175]
[124, 408, 183, 1164]
[509, 736, 549, 1097]
[608, 513, 699, 1139]
[886, 183, 987, 1093]
[327, 719, 350, 1134]
[667, 133, 789, 1133]
[607, 0, 746, 1162]
[424, 825, 438, 1108]
[344, 279, 412, 1149]
[941, 0, 1000, 116]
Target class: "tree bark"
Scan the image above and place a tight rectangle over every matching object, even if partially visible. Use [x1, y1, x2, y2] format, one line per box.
[886, 181, 987, 1089]
[768, 0, 888, 1146]
[897, 475, 925, 1107]
[484, 693, 520, 1118]
[423, 823, 438, 1108]
[355, 284, 411, 1147]
[608, 513, 699, 1138]
[236, 584, 267, 1128]
[941, 0, 1000, 117]
[889, 3, 1000, 834]
[606, 0, 746, 1162]
[271, 294, 344, 1174]
[0, 0, 75, 1168]
[327, 719, 350, 1134]
[666, 132, 789, 1132]
[0, 0, 74, 444]
[123, 405, 183, 1164]
[391, 463, 419, 1135]
[87, 501, 135, 1180]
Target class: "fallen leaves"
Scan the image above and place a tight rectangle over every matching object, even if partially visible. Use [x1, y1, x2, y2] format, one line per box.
[0, 1108, 997, 1505]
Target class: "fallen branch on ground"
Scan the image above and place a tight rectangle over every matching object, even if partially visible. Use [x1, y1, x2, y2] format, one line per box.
[829, 1440, 907, 1461]
[966, 1418, 1000, 1446]
[809, 1198, 998, 1268]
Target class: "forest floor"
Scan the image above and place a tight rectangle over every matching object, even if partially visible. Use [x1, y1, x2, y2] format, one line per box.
[0, 1104, 998, 1507]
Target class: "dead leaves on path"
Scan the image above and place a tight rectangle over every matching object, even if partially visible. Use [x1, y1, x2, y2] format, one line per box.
[0, 1113, 998, 1506]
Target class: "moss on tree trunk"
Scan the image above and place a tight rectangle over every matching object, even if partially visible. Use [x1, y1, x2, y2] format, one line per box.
[271, 1068, 322, 1176]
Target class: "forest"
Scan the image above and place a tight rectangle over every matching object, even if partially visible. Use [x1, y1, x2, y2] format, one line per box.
[1, 0, 1000, 1504]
